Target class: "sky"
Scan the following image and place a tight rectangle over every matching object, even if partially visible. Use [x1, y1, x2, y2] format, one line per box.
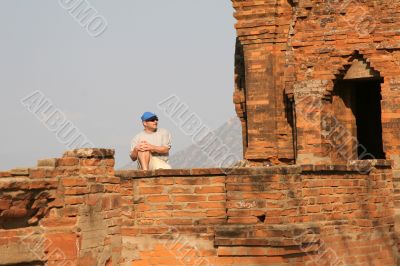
[0, 0, 237, 170]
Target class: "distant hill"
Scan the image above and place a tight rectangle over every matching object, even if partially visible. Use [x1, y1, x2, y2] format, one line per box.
[169, 117, 243, 168]
[119, 117, 243, 169]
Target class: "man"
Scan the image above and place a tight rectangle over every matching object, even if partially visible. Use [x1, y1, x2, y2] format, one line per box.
[130, 112, 172, 170]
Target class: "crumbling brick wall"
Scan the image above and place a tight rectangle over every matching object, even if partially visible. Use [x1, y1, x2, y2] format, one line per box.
[0, 149, 121, 265]
[0, 149, 397, 265]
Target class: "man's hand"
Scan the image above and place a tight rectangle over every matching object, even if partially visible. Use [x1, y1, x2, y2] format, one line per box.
[133, 140, 169, 158]
[136, 140, 154, 152]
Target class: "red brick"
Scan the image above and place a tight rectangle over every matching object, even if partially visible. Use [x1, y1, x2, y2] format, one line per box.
[159, 218, 193, 225]
[79, 159, 102, 166]
[96, 176, 120, 183]
[139, 186, 164, 194]
[140, 227, 169, 234]
[153, 204, 183, 210]
[40, 217, 77, 227]
[104, 184, 120, 193]
[121, 227, 138, 236]
[173, 195, 207, 202]
[57, 157, 79, 166]
[64, 187, 89, 195]
[208, 195, 226, 201]
[136, 203, 151, 211]
[197, 218, 226, 225]
[227, 217, 259, 224]
[206, 209, 226, 217]
[45, 233, 78, 260]
[147, 195, 170, 203]
[139, 178, 174, 186]
[63, 205, 79, 216]
[29, 168, 51, 179]
[61, 177, 87, 187]
[89, 183, 104, 193]
[136, 219, 154, 226]
[143, 211, 170, 218]
[175, 178, 210, 185]
[232, 256, 286, 264]
[186, 202, 225, 209]
[87, 194, 102, 206]
[172, 211, 205, 217]
[64, 196, 84, 205]
[194, 186, 225, 194]
[148, 256, 183, 265]
[168, 187, 193, 194]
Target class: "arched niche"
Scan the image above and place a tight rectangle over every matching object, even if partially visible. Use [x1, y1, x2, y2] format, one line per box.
[329, 54, 385, 162]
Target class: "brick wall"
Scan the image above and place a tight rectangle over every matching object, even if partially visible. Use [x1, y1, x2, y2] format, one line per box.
[116, 158, 397, 265]
[0, 148, 398, 265]
[0, 149, 121, 265]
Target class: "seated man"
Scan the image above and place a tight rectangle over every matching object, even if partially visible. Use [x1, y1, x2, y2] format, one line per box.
[130, 112, 172, 170]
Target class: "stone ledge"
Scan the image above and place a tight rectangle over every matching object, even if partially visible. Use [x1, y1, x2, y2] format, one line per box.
[115, 168, 225, 179]
[115, 167, 304, 179]
[115, 162, 392, 178]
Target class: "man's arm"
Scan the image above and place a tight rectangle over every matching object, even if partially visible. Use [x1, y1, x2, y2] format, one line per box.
[130, 147, 139, 161]
[140, 142, 169, 155]
[149, 144, 170, 155]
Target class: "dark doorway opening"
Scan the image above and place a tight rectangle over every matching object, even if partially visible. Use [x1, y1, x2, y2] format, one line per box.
[333, 78, 385, 160]
[354, 79, 385, 159]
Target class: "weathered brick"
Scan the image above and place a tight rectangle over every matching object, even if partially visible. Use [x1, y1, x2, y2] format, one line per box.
[186, 202, 225, 209]
[173, 195, 207, 202]
[172, 211, 205, 217]
[64, 196, 85, 205]
[194, 186, 225, 194]
[61, 177, 87, 187]
[10, 168, 29, 176]
[139, 186, 164, 194]
[64, 187, 89, 195]
[208, 195, 226, 201]
[57, 157, 79, 166]
[37, 158, 57, 168]
[147, 195, 170, 203]
[89, 183, 104, 193]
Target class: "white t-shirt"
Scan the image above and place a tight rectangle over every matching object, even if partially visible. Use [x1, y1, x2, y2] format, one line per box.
[130, 128, 172, 163]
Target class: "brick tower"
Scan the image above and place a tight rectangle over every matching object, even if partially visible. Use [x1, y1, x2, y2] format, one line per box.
[232, 0, 400, 169]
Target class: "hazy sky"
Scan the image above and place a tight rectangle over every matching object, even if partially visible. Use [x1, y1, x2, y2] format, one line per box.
[0, 1, 237, 170]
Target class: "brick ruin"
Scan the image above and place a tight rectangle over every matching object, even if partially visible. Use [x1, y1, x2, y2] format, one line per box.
[2, 0, 400, 265]
[233, 0, 400, 167]
[0, 149, 397, 265]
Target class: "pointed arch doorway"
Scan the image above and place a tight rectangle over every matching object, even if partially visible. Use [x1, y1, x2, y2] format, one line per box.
[332, 57, 385, 160]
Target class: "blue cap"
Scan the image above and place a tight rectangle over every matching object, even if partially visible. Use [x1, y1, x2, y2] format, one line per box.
[141, 112, 157, 121]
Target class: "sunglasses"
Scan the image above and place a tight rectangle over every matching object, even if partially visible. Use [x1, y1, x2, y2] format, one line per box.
[145, 117, 158, 122]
